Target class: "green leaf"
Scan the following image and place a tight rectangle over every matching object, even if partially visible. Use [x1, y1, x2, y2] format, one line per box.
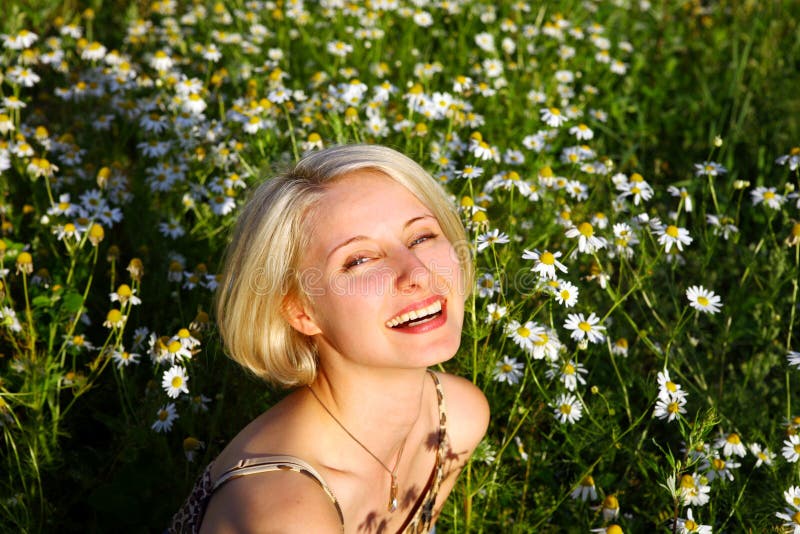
[62, 291, 84, 313]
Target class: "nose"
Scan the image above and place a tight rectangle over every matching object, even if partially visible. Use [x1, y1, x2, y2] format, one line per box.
[390, 245, 432, 294]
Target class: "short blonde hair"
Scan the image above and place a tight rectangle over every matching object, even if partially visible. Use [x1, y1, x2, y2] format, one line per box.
[215, 144, 473, 388]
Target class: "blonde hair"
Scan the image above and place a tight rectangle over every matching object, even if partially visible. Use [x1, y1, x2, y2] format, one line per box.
[215, 144, 473, 388]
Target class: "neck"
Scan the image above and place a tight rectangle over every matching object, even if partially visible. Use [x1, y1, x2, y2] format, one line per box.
[308, 364, 429, 461]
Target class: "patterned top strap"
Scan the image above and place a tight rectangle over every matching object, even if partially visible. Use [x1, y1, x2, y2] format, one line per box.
[213, 454, 345, 528]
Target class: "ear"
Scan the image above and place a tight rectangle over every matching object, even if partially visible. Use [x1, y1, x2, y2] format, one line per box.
[281, 294, 322, 336]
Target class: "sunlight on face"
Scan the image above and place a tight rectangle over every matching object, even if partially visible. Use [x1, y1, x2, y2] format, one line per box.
[299, 170, 466, 369]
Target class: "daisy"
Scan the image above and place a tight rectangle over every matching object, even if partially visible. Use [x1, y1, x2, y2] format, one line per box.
[679, 473, 710, 507]
[545, 359, 587, 391]
[784, 486, 800, 509]
[570, 474, 596, 500]
[152, 403, 178, 433]
[456, 165, 483, 179]
[750, 186, 785, 209]
[111, 347, 141, 368]
[705, 214, 738, 240]
[775, 147, 800, 170]
[174, 328, 201, 350]
[668, 185, 693, 212]
[564, 312, 606, 344]
[190, 394, 212, 413]
[748, 442, 775, 468]
[493, 356, 525, 385]
[476, 229, 510, 252]
[775, 507, 800, 534]
[788, 351, 800, 369]
[782, 434, 800, 463]
[506, 320, 541, 353]
[673, 507, 711, 533]
[598, 494, 620, 521]
[553, 279, 579, 308]
[657, 370, 687, 402]
[109, 284, 142, 306]
[656, 224, 693, 253]
[540, 106, 568, 127]
[162, 366, 190, 398]
[685, 285, 722, 314]
[103, 309, 126, 329]
[553, 393, 583, 424]
[701, 453, 739, 482]
[565, 222, 607, 254]
[530, 326, 561, 361]
[653, 395, 686, 422]
[715, 432, 746, 458]
[484, 303, 507, 324]
[476, 273, 500, 299]
[694, 161, 727, 177]
[522, 249, 568, 280]
[611, 338, 629, 356]
[327, 40, 353, 57]
[569, 123, 594, 140]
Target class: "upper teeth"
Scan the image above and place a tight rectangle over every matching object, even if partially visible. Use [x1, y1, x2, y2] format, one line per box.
[386, 300, 442, 328]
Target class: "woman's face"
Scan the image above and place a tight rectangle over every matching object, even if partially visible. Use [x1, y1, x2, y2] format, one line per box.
[293, 170, 466, 370]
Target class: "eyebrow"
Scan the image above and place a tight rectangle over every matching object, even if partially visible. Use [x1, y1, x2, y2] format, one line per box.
[326, 214, 436, 261]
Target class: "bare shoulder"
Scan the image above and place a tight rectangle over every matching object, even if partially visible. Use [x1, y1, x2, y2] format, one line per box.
[200, 467, 342, 533]
[434, 372, 490, 452]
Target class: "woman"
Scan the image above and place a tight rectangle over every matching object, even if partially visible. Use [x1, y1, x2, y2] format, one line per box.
[170, 144, 489, 533]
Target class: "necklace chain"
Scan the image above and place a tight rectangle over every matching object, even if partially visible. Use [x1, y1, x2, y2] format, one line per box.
[307, 380, 425, 513]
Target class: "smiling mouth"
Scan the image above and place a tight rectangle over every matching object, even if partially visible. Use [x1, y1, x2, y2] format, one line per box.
[385, 300, 443, 328]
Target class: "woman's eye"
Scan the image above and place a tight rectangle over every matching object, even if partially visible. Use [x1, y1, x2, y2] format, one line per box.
[410, 233, 438, 247]
[344, 256, 369, 269]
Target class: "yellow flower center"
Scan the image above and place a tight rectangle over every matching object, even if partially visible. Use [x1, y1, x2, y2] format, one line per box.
[560, 289, 571, 301]
[603, 495, 619, 509]
[517, 327, 530, 338]
[540, 251, 555, 265]
[578, 222, 594, 237]
[72, 335, 85, 345]
[684, 519, 698, 531]
[501, 364, 513, 373]
[106, 309, 122, 323]
[667, 402, 680, 414]
[726, 433, 741, 444]
[563, 363, 575, 375]
[559, 404, 572, 414]
[116, 284, 133, 298]
[712, 458, 725, 471]
[171, 376, 183, 388]
[793, 511, 800, 525]
[607, 526, 623, 534]
[534, 334, 549, 346]
[578, 321, 592, 332]
[581, 475, 594, 486]
[680, 474, 695, 488]
[764, 191, 776, 200]
[794, 444, 800, 454]
[697, 296, 709, 306]
[178, 328, 191, 339]
[630, 173, 643, 183]
[17, 252, 33, 266]
[549, 107, 560, 116]
[665, 225, 679, 238]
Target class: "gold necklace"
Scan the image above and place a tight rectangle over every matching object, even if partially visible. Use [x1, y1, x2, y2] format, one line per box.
[307, 382, 424, 513]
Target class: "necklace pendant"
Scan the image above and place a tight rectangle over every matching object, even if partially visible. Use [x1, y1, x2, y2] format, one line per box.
[388, 475, 398, 513]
